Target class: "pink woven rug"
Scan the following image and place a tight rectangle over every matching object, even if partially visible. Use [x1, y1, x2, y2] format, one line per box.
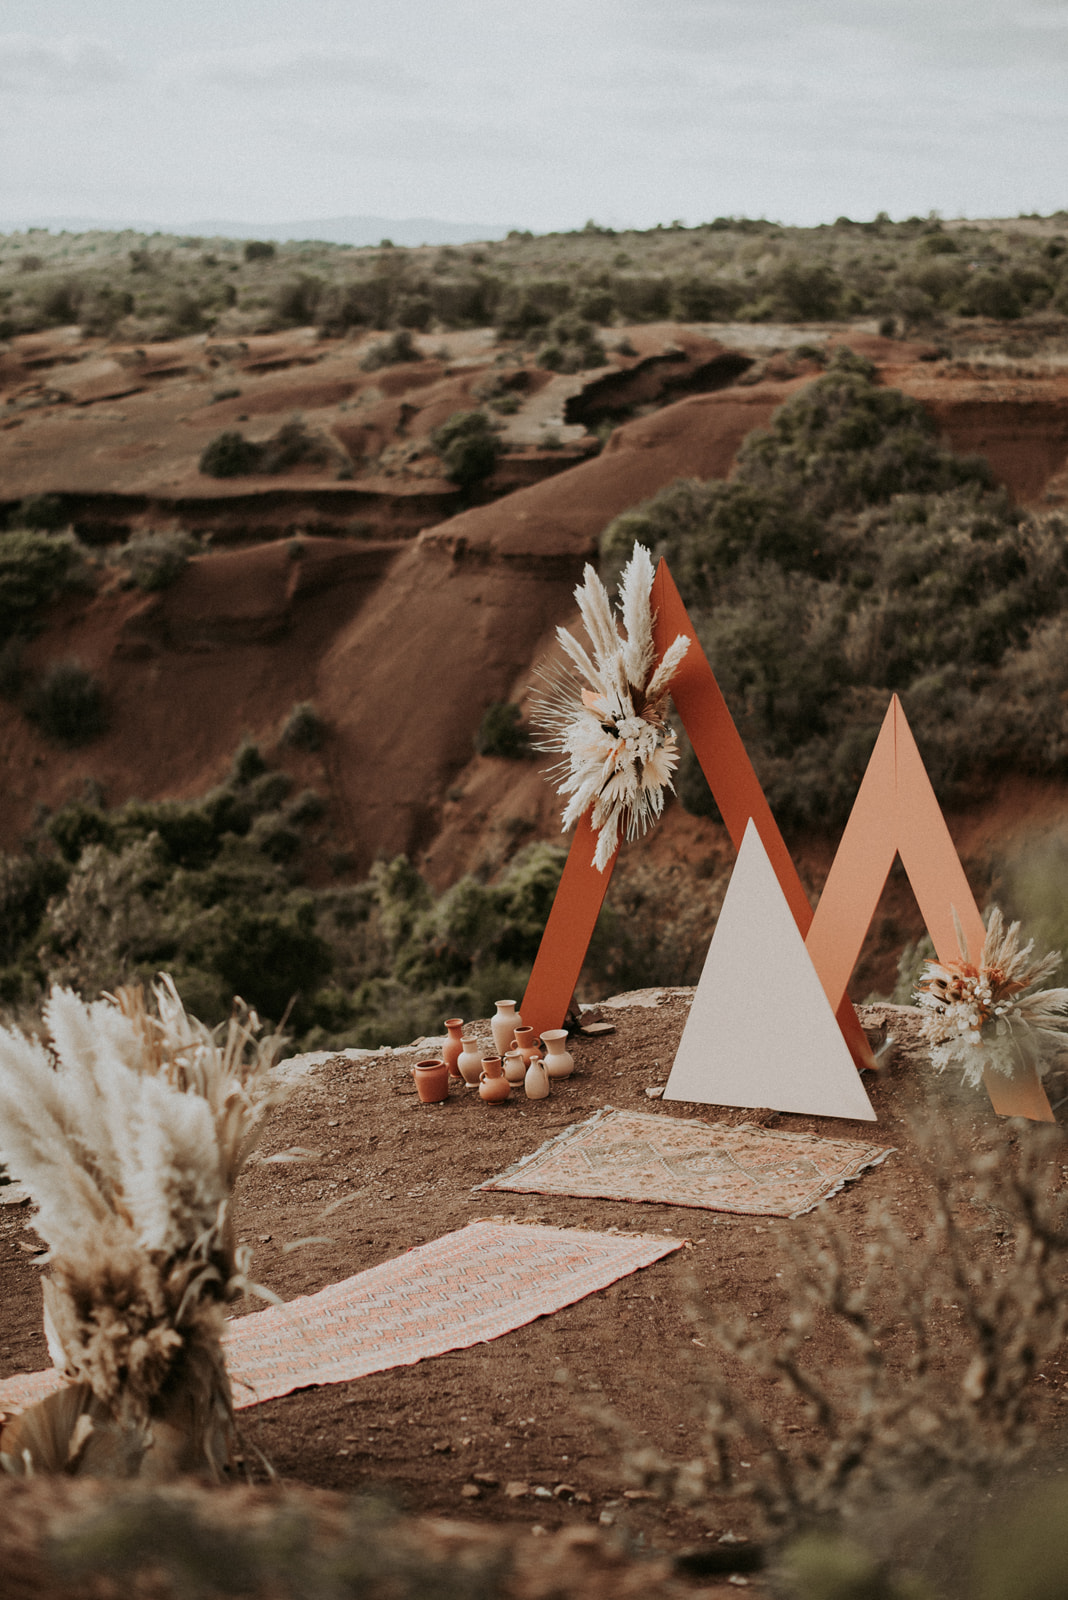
[477, 1108, 892, 1217]
[0, 1220, 682, 1418]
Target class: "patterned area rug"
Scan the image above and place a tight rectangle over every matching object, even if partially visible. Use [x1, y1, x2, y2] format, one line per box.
[0, 1220, 682, 1418]
[477, 1107, 893, 1217]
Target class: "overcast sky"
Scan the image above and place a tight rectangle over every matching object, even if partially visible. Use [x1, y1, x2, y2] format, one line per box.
[1, 0, 1065, 235]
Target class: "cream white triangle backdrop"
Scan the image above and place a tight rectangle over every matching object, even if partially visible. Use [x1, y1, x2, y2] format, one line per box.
[664, 820, 876, 1121]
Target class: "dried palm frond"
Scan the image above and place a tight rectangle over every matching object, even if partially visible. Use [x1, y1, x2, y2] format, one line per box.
[914, 907, 1068, 1086]
[0, 977, 287, 1480]
[532, 543, 690, 870]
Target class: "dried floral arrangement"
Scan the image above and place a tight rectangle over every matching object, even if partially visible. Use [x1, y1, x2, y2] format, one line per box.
[0, 977, 287, 1480]
[533, 543, 690, 870]
[914, 908, 1068, 1086]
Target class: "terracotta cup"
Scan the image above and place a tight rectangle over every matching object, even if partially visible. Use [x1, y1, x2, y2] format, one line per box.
[412, 1059, 449, 1104]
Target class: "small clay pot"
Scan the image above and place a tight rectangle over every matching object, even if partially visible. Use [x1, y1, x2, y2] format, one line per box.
[513, 1026, 540, 1066]
[442, 1018, 465, 1078]
[479, 1070, 511, 1104]
[456, 1038, 483, 1086]
[412, 1059, 449, 1104]
[541, 1029, 575, 1079]
[502, 1049, 526, 1086]
[481, 1055, 504, 1079]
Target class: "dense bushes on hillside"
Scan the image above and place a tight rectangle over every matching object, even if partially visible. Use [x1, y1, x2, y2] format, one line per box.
[601, 352, 1068, 830]
[2, 213, 1066, 341]
[199, 418, 335, 477]
[430, 410, 502, 491]
[0, 741, 573, 1047]
[0, 527, 88, 636]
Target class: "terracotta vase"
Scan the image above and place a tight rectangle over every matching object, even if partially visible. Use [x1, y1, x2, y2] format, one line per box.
[456, 1038, 483, 1086]
[541, 1029, 575, 1079]
[490, 1000, 522, 1058]
[479, 1059, 510, 1103]
[442, 1018, 465, 1078]
[412, 1059, 450, 1104]
[524, 1056, 550, 1100]
[502, 1049, 526, 1086]
[513, 1026, 540, 1066]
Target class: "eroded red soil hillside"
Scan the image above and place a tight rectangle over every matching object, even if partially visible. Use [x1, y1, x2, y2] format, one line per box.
[4, 320, 1068, 995]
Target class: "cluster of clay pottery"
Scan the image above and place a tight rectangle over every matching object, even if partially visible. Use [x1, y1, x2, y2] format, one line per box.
[418, 1003, 577, 1107]
[510, 1023, 548, 1099]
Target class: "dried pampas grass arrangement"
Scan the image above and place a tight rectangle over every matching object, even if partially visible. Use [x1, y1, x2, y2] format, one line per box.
[533, 543, 690, 870]
[915, 908, 1068, 1087]
[0, 976, 287, 1481]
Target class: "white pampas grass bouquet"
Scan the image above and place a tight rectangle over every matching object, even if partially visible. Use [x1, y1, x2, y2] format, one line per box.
[914, 908, 1068, 1087]
[533, 543, 690, 871]
[0, 976, 287, 1480]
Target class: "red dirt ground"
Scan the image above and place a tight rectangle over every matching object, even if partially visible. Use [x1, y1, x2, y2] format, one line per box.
[2, 996, 1067, 1597]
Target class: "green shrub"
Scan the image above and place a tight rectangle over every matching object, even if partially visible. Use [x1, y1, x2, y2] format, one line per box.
[0, 528, 86, 635]
[198, 430, 264, 477]
[117, 530, 193, 591]
[281, 700, 326, 751]
[230, 737, 268, 785]
[24, 660, 108, 746]
[430, 409, 501, 491]
[611, 274, 673, 320]
[12, 493, 67, 532]
[475, 701, 530, 758]
[395, 294, 433, 330]
[272, 275, 323, 327]
[359, 328, 420, 371]
[38, 278, 82, 326]
[496, 280, 572, 338]
[769, 261, 843, 320]
[243, 240, 276, 262]
[79, 286, 134, 336]
[536, 313, 606, 373]
[958, 271, 1023, 320]
[675, 277, 745, 321]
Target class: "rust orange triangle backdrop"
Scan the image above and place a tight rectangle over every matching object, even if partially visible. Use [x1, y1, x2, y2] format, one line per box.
[520, 559, 1053, 1121]
[521, 560, 873, 1071]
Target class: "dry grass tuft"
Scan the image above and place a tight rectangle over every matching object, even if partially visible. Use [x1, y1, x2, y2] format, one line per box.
[0, 977, 287, 1480]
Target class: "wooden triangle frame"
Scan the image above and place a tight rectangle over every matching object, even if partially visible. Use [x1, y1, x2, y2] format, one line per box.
[520, 560, 1053, 1121]
[804, 695, 1054, 1120]
[520, 559, 873, 1072]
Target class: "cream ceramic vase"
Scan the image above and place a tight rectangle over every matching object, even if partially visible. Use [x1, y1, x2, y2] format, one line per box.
[540, 1030, 575, 1079]
[456, 1037, 483, 1086]
[490, 1001, 521, 1058]
[524, 1056, 550, 1100]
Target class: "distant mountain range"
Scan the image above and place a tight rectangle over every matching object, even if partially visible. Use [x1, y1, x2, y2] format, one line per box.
[0, 215, 516, 247]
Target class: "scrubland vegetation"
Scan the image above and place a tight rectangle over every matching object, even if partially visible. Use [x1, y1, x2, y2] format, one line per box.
[5, 320, 1068, 1041]
[1, 210, 1067, 344]
[602, 349, 1068, 830]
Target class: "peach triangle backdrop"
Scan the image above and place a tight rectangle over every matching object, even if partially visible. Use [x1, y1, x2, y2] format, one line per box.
[804, 696, 1053, 1121]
